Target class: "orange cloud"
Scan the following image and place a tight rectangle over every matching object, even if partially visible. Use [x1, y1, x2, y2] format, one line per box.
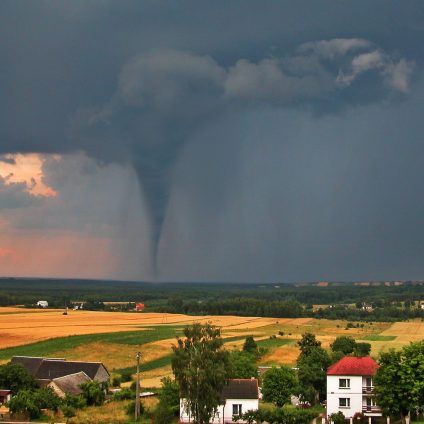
[0, 228, 121, 279]
[0, 153, 58, 197]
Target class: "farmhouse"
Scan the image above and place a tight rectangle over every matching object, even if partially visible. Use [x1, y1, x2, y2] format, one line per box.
[46, 371, 91, 398]
[327, 356, 382, 419]
[11, 356, 109, 386]
[180, 378, 259, 424]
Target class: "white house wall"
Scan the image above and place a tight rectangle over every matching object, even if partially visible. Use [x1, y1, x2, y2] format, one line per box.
[180, 398, 259, 423]
[327, 375, 363, 418]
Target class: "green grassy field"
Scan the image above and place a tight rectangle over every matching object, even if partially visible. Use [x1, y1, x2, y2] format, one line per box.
[0, 325, 184, 361]
[360, 335, 397, 341]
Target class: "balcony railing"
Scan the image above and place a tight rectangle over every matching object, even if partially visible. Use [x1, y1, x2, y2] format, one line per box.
[362, 406, 382, 413]
[362, 386, 374, 394]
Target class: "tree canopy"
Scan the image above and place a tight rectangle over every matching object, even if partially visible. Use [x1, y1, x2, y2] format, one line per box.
[229, 351, 258, 379]
[374, 341, 424, 421]
[0, 363, 37, 395]
[172, 322, 231, 424]
[262, 366, 298, 407]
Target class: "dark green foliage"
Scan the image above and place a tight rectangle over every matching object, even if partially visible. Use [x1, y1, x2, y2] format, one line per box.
[297, 346, 331, 404]
[353, 342, 371, 356]
[120, 370, 133, 382]
[329, 411, 346, 424]
[374, 341, 424, 420]
[154, 402, 176, 424]
[297, 333, 321, 357]
[8, 387, 61, 419]
[8, 389, 41, 419]
[229, 351, 258, 379]
[111, 376, 122, 387]
[262, 366, 298, 407]
[112, 388, 134, 401]
[172, 322, 231, 424]
[330, 336, 356, 355]
[2, 279, 424, 322]
[63, 393, 86, 409]
[236, 405, 322, 424]
[158, 377, 179, 416]
[243, 336, 258, 355]
[34, 387, 61, 411]
[154, 377, 180, 423]
[61, 405, 76, 422]
[0, 363, 37, 395]
[80, 380, 105, 406]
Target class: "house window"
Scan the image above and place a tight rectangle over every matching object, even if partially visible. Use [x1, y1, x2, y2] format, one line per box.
[339, 378, 350, 389]
[232, 404, 242, 416]
[339, 398, 350, 408]
[365, 377, 373, 387]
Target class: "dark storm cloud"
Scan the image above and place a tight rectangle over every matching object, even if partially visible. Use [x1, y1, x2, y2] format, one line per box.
[0, 0, 424, 280]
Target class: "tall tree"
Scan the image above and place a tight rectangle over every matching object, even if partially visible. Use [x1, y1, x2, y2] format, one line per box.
[297, 346, 331, 404]
[262, 366, 298, 407]
[0, 363, 37, 395]
[172, 322, 231, 424]
[330, 336, 356, 355]
[375, 342, 424, 423]
[297, 333, 321, 357]
[229, 351, 258, 379]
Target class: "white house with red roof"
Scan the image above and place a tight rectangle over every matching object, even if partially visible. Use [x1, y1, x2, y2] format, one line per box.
[327, 356, 382, 419]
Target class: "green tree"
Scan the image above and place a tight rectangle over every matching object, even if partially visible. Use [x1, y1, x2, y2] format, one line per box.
[34, 387, 61, 411]
[80, 380, 105, 406]
[243, 336, 258, 356]
[297, 346, 331, 404]
[229, 351, 258, 379]
[262, 366, 298, 407]
[8, 389, 41, 419]
[171, 322, 231, 424]
[353, 342, 371, 356]
[158, 377, 180, 416]
[375, 342, 424, 423]
[330, 336, 356, 355]
[0, 363, 37, 395]
[61, 405, 76, 424]
[297, 333, 321, 357]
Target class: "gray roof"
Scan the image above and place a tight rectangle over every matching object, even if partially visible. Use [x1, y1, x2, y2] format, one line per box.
[51, 372, 91, 396]
[11, 356, 108, 380]
[11, 356, 64, 376]
[221, 379, 259, 400]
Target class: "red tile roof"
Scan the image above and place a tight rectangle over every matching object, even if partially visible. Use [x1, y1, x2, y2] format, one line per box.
[327, 356, 379, 376]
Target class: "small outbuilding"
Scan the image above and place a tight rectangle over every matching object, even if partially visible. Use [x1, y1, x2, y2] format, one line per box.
[0, 390, 11, 405]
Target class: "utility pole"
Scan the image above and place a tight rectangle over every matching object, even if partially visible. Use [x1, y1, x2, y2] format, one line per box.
[135, 351, 141, 421]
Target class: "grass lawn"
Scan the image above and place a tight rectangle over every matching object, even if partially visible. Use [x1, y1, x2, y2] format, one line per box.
[256, 337, 296, 349]
[360, 335, 397, 341]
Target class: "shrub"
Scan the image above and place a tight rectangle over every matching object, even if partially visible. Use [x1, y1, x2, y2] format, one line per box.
[120, 370, 133, 382]
[112, 388, 134, 401]
[111, 376, 121, 387]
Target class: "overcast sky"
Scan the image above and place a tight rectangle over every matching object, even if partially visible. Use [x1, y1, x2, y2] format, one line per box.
[1, 1, 424, 282]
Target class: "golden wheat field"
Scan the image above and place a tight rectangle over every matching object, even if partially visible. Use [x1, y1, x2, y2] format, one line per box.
[1, 307, 424, 385]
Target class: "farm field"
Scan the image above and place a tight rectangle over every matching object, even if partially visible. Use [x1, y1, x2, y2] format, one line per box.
[0, 307, 423, 388]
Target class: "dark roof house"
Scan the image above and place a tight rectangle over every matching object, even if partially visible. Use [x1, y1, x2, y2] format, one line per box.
[11, 356, 109, 384]
[221, 379, 259, 400]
